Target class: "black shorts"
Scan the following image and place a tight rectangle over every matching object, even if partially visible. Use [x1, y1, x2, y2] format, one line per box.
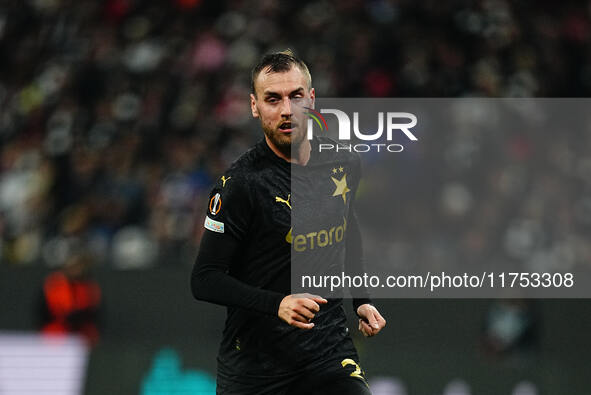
[216, 353, 372, 395]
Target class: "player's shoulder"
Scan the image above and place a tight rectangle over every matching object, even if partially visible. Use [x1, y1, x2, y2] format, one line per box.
[205, 151, 255, 222]
[211, 142, 268, 191]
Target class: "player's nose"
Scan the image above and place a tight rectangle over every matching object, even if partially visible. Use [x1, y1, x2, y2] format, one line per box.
[280, 97, 292, 117]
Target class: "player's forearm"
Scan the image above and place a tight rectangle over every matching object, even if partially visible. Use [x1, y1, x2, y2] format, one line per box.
[191, 266, 284, 316]
[191, 231, 284, 316]
[345, 210, 373, 308]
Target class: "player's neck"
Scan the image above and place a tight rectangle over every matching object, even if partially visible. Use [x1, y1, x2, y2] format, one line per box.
[265, 136, 311, 166]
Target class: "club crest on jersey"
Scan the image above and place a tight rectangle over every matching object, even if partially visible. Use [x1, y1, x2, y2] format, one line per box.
[331, 173, 350, 204]
[209, 193, 222, 215]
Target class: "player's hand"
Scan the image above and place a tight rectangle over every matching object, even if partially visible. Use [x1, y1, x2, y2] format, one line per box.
[357, 304, 386, 337]
[278, 293, 328, 330]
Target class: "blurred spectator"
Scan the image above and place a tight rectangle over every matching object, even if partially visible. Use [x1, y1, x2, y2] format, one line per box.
[512, 381, 539, 395]
[38, 252, 102, 345]
[368, 377, 408, 395]
[442, 379, 472, 395]
[481, 299, 539, 357]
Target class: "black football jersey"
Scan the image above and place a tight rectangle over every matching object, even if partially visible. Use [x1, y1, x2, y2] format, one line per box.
[192, 136, 370, 378]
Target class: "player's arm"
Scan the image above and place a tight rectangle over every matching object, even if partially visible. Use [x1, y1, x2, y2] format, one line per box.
[345, 209, 386, 336]
[191, 174, 326, 328]
[345, 158, 386, 337]
[192, 232, 327, 328]
[191, 230, 285, 316]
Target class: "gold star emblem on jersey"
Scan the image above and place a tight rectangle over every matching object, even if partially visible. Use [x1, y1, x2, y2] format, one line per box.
[331, 174, 350, 204]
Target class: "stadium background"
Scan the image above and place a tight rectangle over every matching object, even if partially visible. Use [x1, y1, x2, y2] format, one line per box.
[1, 0, 591, 394]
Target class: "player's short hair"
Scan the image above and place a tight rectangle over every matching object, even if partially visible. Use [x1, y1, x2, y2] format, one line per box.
[251, 49, 312, 96]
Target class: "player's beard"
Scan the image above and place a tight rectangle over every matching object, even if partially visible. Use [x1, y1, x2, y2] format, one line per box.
[261, 120, 306, 158]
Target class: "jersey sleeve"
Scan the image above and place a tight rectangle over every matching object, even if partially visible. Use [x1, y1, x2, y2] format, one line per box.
[191, 173, 285, 316]
[345, 156, 373, 312]
[202, 173, 251, 240]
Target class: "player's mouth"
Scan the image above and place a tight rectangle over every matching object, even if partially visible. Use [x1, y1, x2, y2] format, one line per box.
[278, 121, 295, 133]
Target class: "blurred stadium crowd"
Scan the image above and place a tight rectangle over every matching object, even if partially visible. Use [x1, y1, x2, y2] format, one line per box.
[1, 0, 591, 268]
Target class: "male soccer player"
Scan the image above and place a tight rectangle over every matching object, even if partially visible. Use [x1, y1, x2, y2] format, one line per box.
[191, 50, 386, 395]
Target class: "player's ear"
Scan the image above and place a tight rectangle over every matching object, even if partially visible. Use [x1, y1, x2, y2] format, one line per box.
[309, 88, 315, 107]
[250, 93, 259, 118]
